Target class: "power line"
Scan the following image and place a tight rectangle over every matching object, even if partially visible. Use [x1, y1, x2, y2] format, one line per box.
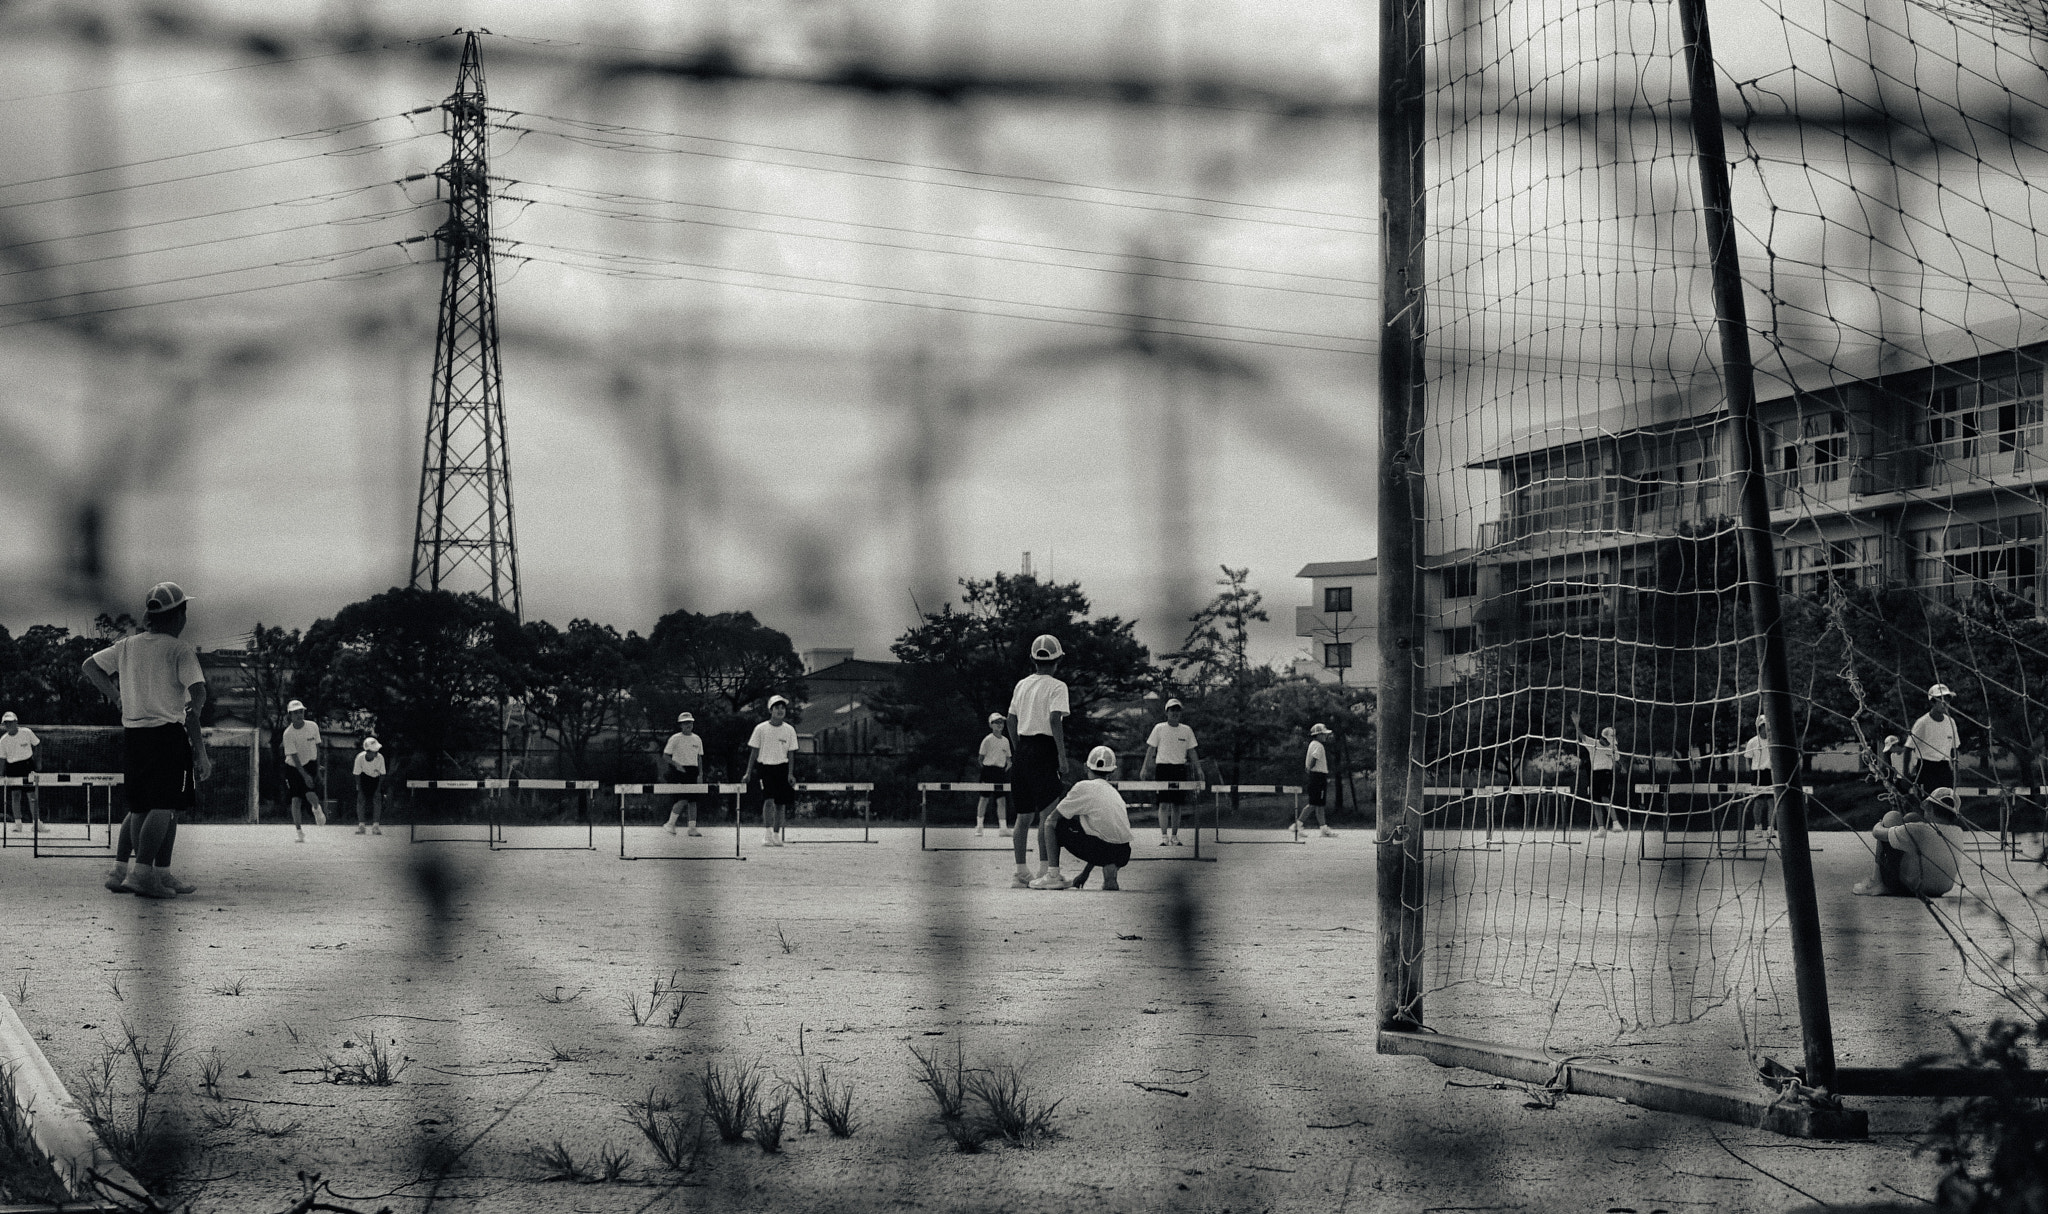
[0, 240, 421, 312]
[0, 111, 428, 192]
[0, 36, 450, 105]
[0, 257, 424, 332]
[1, 178, 428, 254]
[0, 202, 435, 281]
[0, 132, 436, 215]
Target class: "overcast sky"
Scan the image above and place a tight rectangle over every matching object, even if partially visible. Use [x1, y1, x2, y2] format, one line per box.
[0, 0, 1381, 671]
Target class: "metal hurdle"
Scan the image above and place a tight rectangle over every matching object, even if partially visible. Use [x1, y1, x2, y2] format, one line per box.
[404, 779, 601, 850]
[2, 773, 120, 857]
[1108, 781, 1212, 861]
[614, 783, 747, 860]
[1420, 786, 1508, 852]
[1946, 786, 2033, 854]
[1632, 782, 1816, 860]
[917, 782, 1012, 852]
[781, 782, 878, 844]
[1206, 784, 1305, 846]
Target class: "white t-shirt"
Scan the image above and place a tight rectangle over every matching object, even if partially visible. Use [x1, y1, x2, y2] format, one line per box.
[978, 733, 1012, 767]
[1146, 722, 1199, 765]
[1580, 733, 1618, 772]
[748, 720, 800, 766]
[89, 632, 205, 729]
[1052, 778, 1135, 844]
[664, 731, 705, 768]
[1305, 739, 1328, 773]
[0, 728, 38, 763]
[1744, 734, 1770, 772]
[1008, 673, 1070, 737]
[281, 720, 321, 766]
[1909, 713, 1960, 762]
[353, 752, 386, 778]
[1884, 820, 1970, 894]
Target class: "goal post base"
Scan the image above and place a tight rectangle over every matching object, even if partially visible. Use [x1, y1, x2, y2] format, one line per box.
[1377, 1030, 1869, 1140]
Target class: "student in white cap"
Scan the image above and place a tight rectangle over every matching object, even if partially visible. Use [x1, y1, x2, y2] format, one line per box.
[1881, 734, 1908, 783]
[280, 699, 325, 841]
[352, 737, 386, 835]
[1908, 684, 1962, 796]
[1006, 634, 1071, 886]
[1744, 713, 1775, 841]
[0, 711, 39, 832]
[742, 695, 799, 846]
[662, 712, 706, 836]
[1569, 710, 1626, 834]
[1853, 786, 1970, 898]
[81, 581, 211, 898]
[1034, 744, 1135, 891]
[1141, 697, 1203, 846]
[974, 711, 1012, 837]
[1295, 723, 1334, 842]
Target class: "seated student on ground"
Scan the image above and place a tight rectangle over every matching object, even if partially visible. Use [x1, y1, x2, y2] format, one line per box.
[1031, 745, 1136, 891]
[1853, 787, 1970, 898]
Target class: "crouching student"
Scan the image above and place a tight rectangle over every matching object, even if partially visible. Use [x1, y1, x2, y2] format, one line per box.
[1031, 745, 1136, 891]
[1853, 787, 1970, 898]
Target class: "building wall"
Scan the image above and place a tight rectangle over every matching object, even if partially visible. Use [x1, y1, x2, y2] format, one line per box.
[1295, 572, 1379, 686]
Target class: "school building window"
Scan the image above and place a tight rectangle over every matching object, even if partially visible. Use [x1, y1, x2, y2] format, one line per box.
[1440, 564, 1477, 600]
[1440, 626, 1478, 656]
[1324, 642, 1353, 670]
[1323, 586, 1353, 613]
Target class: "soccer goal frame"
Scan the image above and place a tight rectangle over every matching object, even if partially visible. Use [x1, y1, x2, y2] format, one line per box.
[404, 779, 601, 850]
[613, 783, 746, 860]
[2, 773, 119, 858]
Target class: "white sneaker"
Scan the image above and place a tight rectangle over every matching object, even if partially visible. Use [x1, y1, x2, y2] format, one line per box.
[371, 825, 382, 836]
[1320, 827, 1336, 838]
[295, 830, 306, 843]
[1029, 871, 1070, 890]
[125, 868, 172, 899]
[974, 826, 984, 836]
[1011, 871, 1032, 888]
[1172, 836, 1185, 847]
[764, 833, 778, 847]
[999, 826, 1012, 838]
[664, 822, 678, 836]
[1292, 822, 1304, 843]
[355, 825, 367, 835]
[163, 872, 197, 895]
[312, 805, 327, 827]
[686, 827, 702, 837]
[1158, 837, 1170, 847]
[105, 866, 131, 893]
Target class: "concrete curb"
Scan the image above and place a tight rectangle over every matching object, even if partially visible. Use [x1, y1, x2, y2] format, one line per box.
[0, 991, 144, 1205]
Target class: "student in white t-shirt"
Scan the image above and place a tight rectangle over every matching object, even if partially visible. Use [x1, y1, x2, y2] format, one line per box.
[662, 712, 708, 836]
[1743, 714, 1776, 841]
[1032, 745, 1136, 891]
[743, 696, 800, 846]
[1570, 710, 1626, 835]
[280, 699, 325, 841]
[1854, 787, 1970, 898]
[1006, 634, 1072, 887]
[1908, 685, 1962, 796]
[0, 711, 39, 831]
[1294, 724, 1333, 842]
[974, 713, 1012, 837]
[1141, 697, 1203, 846]
[352, 737, 386, 835]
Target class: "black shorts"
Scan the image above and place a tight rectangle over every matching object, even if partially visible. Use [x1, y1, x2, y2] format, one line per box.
[2, 758, 33, 779]
[670, 766, 701, 790]
[1156, 762, 1190, 805]
[752, 764, 793, 803]
[1917, 759, 1955, 794]
[1589, 768, 1615, 803]
[124, 723, 195, 812]
[284, 765, 315, 798]
[357, 774, 381, 800]
[1010, 735, 1065, 818]
[1306, 771, 1329, 807]
[1054, 814, 1133, 867]
[978, 765, 1008, 791]
[1752, 767, 1771, 787]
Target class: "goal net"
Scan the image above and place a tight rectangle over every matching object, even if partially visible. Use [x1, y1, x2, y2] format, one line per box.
[1386, 0, 2048, 1107]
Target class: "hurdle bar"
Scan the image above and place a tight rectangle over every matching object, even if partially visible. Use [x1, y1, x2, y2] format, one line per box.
[614, 783, 747, 860]
[3, 773, 121, 858]
[1414, 785, 1592, 846]
[404, 779, 601, 850]
[1632, 783, 1817, 860]
[917, 782, 1012, 852]
[1106, 781, 1212, 861]
[1939, 786, 2033, 853]
[1421, 786, 1512, 851]
[782, 782, 878, 844]
[1206, 785, 1305, 846]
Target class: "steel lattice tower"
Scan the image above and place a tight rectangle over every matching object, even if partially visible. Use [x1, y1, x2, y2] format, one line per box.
[410, 31, 520, 618]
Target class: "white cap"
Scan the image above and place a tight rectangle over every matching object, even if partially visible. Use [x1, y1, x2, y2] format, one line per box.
[1601, 726, 1617, 739]
[677, 712, 694, 723]
[286, 699, 306, 713]
[988, 712, 1004, 724]
[1030, 634, 1064, 661]
[0, 711, 15, 723]
[1085, 745, 1119, 772]
[1926, 786, 1960, 811]
[1310, 722, 1333, 737]
[1165, 698, 1183, 710]
[144, 581, 193, 614]
[767, 695, 789, 710]
[364, 737, 381, 753]
[1883, 734, 1900, 747]
[1757, 714, 1769, 726]
[1929, 683, 1953, 699]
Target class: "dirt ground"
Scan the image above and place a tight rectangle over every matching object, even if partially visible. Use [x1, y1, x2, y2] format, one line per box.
[2, 821, 2039, 1213]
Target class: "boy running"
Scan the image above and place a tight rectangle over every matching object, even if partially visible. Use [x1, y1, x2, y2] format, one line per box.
[280, 699, 325, 841]
[1034, 745, 1136, 891]
[82, 581, 211, 899]
[662, 712, 706, 836]
[1141, 697, 1202, 846]
[352, 737, 385, 835]
[975, 712, 1011, 837]
[1006, 634, 1071, 887]
[743, 695, 799, 846]
[1, 711, 39, 831]
[1294, 723, 1334, 842]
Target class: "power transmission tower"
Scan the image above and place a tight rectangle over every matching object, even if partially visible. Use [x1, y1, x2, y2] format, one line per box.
[411, 30, 520, 618]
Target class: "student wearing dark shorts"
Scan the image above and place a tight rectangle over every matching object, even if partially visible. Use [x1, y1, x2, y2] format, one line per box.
[661, 713, 707, 836]
[1006, 634, 1071, 887]
[1037, 745, 1136, 891]
[975, 713, 1012, 837]
[1908, 685, 1960, 796]
[744, 696, 799, 846]
[1295, 723, 1333, 842]
[1141, 697, 1203, 846]
[353, 737, 386, 835]
[82, 582, 211, 899]
[1, 711, 40, 831]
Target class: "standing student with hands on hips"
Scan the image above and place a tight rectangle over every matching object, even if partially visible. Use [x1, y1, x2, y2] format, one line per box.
[1142, 697, 1202, 847]
[352, 737, 385, 835]
[1006, 634, 1071, 887]
[1, 711, 39, 832]
[744, 695, 799, 847]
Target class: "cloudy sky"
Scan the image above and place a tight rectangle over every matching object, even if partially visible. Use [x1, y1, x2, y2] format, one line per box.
[0, 0, 1380, 671]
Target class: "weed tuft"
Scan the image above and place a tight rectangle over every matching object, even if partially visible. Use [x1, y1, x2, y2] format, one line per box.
[538, 985, 585, 1004]
[209, 978, 246, 997]
[248, 1113, 305, 1139]
[597, 1142, 634, 1182]
[910, 1040, 967, 1120]
[199, 1104, 245, 1133]
[941, 1113, 991, 1154]
[623, 1090, 703, 1174]
[816, 1068, 857, 1138]
[752, 1095, 790, 1154]
[323, 1036, 407, 1086]
[774, 924, 797, 955]
[965, 1064, 1062, 1146]
[198, 1049, 226, 1101]
[701, 1061, 762, 1144]
[10, 973, 27, 1005]
[529, 1139, 589, 1182]
[0, 1062, 75, 1204]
